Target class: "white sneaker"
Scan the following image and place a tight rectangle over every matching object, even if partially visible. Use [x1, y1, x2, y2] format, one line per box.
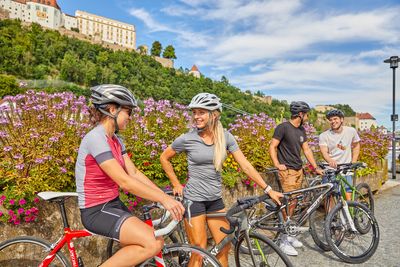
[287, 236, 303, 248]
[279, 239, 298, 256]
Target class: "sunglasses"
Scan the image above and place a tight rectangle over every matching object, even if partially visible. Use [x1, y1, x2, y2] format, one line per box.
[122, 107, 133, 117]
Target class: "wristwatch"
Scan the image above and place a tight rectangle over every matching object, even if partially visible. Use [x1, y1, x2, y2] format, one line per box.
[263, 185, 272, 195]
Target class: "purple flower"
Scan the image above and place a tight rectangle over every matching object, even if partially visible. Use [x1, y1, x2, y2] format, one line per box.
[30, 132, 39, 138]
[33, 197, 40, 203]
[0, 211, 3, 216]
[35, 158, 44, 164]
[19, 199, 26, 205]
[3, 146, 12, 152]
[18, 208, 24, 214]
[0, 131, 9, 138]
[15, 163, 24, 169]
[9, 199, 15, 205]
[60, 167, 67, 173]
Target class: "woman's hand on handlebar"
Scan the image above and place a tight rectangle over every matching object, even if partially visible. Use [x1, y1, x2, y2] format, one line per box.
[267, 189, 283, 205]
[160, 195, 185, 221]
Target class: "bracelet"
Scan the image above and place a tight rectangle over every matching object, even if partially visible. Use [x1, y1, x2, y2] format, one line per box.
[263, 185, 272, 194]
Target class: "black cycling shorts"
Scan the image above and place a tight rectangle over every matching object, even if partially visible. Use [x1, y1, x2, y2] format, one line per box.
[185, 198, 225, 218]
[80, 197, 132, 241]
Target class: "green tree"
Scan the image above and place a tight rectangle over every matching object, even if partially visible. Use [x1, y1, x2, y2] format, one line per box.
[0, 74, 21, 97]
[329, 104, 356, 117]
[162, 45, 177, 59]
[137, 45, 147, 55]
[150, 41, 162, 57]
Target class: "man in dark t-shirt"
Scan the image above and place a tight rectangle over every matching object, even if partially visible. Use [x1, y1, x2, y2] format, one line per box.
[269, 101, 323, 256]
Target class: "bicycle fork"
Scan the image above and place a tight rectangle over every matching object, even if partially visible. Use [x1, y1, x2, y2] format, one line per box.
[339, 200, 357, 232]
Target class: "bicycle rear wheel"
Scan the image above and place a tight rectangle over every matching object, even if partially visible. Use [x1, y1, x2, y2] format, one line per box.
[235, 232, 293, 267]
[355, 183, 374, 213]
[324, 201, 380, 264]
[139, 243, 221, 267]
[0, 236, 69, 267]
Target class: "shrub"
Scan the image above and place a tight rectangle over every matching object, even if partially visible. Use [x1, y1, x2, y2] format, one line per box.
[122, 98, 191, 186]
[0, 90, 91, 224]
[358, 128, 391, 175]
[0, 74, 22, 98]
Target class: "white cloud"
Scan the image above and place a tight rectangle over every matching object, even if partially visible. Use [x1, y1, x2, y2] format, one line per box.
[128, 8, 211, 48]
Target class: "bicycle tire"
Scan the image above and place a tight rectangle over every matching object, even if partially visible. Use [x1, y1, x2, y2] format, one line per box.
[309, 194, 342, 252]
[234, 232, 293, 267]
[139, 243, 221, 267]
[0, 236, 69, 267]
[324, 201, 380, 264]
[355, 183, 374, 213]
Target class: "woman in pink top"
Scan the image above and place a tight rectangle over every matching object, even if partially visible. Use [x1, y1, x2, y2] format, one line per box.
[75, 84, 184, 267]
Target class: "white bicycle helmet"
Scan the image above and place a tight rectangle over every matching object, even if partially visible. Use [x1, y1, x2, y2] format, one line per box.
[90, 84, 137, 108]
[188, 93, 222, 112]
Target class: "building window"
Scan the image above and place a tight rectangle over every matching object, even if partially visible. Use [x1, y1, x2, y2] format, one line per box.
[36, 6, 40, 11]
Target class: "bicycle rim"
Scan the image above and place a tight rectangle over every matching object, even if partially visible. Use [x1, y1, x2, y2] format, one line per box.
[0, 236, 69, 267]
[325, 201, 380, 264]
[235, 232, 293, 267]
[143, 243, 221, 267]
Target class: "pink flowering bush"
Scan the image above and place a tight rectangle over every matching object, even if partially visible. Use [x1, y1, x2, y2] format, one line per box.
[122, 98, 191, 186]
[227, 113, 276, 187]
[0, 90, 91, 224]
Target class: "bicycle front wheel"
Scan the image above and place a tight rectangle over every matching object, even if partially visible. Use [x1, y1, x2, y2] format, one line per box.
[235, 232, 293, 267]
[139, 243, 221, 267]
[0, 236, 69, 267]
[324, 201, 380, 264]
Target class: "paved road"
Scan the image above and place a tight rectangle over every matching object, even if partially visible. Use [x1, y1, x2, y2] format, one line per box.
[287, 183, 400, 267]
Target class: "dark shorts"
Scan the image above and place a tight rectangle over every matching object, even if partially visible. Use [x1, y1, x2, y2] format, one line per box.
[80, 197, 132, 241]
[185, 198, 225, 218]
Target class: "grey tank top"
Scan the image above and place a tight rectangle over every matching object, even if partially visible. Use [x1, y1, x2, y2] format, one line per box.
[171, 129, 239, 201]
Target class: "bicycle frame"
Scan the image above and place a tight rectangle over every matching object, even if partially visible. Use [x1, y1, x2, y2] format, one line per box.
[37, 192, 177, 267]
[40, 228, 92, 267]
[253, 182, 334, 234]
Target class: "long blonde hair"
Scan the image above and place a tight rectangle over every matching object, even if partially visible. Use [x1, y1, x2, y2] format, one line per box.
[205, 111, 226, 172]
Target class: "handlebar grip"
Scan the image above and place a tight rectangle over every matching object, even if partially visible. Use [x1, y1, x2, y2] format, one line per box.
[220, 225, 235, 234]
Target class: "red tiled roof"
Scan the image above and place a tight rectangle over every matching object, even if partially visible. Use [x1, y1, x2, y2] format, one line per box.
[190, 65, 199, 72]
[22, 0, 60, 10]
[357, 112, 375, 120]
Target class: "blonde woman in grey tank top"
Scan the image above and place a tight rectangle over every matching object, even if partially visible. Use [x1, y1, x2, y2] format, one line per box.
[160, 93, 283, 267]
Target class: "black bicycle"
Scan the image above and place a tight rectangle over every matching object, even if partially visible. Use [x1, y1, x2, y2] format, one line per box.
[247, 168, 380, 264]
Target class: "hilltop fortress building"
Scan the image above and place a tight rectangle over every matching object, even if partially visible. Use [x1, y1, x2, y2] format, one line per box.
[0, 0, 136, 49]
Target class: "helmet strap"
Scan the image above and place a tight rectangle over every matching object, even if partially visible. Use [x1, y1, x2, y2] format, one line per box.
[98, 106, 122, 134]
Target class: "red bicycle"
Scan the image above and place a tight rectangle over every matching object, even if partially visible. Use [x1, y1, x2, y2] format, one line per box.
[0, 192, 220, 267]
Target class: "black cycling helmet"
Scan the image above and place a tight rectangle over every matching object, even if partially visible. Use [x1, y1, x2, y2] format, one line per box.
[90, 84, 137, 108]
[326, 109, 344, 119]
[290, 101, 310, 115]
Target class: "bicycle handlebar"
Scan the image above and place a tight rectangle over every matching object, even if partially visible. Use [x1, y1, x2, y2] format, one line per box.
[318, 162, 366, 174]
[220, 194, 270, 234]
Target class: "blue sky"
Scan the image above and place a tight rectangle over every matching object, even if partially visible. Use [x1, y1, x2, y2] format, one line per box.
[58, 0, 400, 129]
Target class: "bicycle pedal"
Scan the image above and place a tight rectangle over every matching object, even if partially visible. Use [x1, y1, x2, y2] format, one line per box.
[78, 256, 85, 267]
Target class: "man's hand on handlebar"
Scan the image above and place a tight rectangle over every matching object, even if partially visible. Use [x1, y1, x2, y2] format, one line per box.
[267, 189, 283, 205]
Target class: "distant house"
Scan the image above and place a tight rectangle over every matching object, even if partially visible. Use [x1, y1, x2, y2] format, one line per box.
[189, 65, 201, 78]
[377, 126, 388, 134]
[356, 113, 377, 130]
[315, 105, 334, 113]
